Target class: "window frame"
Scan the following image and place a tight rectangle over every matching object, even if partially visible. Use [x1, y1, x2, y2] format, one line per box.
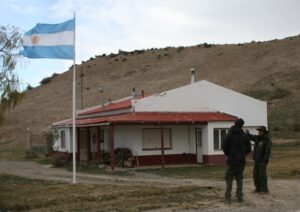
[213, 128, 229, 151]
[142, 128, 172, 151]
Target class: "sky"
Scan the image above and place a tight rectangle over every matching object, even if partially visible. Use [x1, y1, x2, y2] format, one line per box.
[0, 0, 299, 88]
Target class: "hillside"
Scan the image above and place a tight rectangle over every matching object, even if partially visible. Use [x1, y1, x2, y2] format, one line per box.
[1, 35, 300, 148]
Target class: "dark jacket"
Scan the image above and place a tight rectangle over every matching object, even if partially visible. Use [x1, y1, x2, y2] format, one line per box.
[248, 133, 272, 163]
[222, 126, 252, 166]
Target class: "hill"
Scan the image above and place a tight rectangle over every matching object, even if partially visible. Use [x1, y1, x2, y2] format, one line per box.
[1, 35, 300, 148]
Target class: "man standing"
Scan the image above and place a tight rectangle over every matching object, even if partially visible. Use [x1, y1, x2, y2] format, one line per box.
[246, 126, 272, 193]
[222, 118, 252, 204]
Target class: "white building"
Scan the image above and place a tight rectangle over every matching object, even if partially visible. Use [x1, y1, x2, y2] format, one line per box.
[52, 80, 267, 169]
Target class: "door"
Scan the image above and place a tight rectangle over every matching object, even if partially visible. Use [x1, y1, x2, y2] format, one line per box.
[196, 128, 203, 163]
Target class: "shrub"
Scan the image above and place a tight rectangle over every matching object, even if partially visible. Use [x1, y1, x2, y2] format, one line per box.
[26, 84, 33, 91]
[101, 148, 133, 166]
[203, 43, 214, 48]
[177, 46, 184, 53]
[115, 148, 133, 166]
[51, 152, 69, 167]
[40, 73, 59, 85]
[40, 76, 52, 85]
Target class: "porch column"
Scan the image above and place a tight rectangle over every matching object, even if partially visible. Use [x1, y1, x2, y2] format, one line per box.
[76, 128, 80, 161]
[97, 126, 101, 162]
[110, 124, 115, 171]
[160, 124, 165, 169]
[87, 127, 91, 163]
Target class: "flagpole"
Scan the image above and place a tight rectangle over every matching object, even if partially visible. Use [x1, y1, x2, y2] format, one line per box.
[72, 12, 77, 184]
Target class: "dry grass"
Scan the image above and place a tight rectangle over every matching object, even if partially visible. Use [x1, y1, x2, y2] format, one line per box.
[135, 142, 300, 180]
[0, 142, 298, 211]
[0, 175, 220, 211]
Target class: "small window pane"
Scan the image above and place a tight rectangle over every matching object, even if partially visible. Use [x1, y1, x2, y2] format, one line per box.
[221, 129, 227, 141]
[214, 129, 219, 150]
[61, 131, 66, 148]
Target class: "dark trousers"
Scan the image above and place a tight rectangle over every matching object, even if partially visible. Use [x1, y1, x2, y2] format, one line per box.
[253, 162, 269, 192]
[225, 165, 245, 200]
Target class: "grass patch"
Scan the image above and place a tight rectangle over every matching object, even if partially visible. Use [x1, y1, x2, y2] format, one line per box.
[135, 165, 224, 180]
[65, 163, 134, 176]
[244, 87, 290, 101]
[0, 149, 26, 160]
[134, 142, 300, 180]
[0, 174, 220, 211]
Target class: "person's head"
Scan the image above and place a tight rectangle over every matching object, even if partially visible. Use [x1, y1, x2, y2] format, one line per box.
[234, 118, 244, 128]
[256, 126, 267, 136]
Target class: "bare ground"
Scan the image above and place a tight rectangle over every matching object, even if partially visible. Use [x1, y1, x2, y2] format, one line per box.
[0, 161, 299, 211]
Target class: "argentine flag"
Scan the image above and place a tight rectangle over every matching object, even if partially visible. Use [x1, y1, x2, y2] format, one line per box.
[21, 19, 74, 60]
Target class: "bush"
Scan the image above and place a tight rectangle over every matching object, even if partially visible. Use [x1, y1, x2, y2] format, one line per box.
[203, 43, 214, 48]
[177, 46, 184, 53]
[51, 152, 69, 167]
[101, 148, 133, 166]
[115, 148, 132, 166]
[26, 84, 33, 91]
[40, 76, 52, 85]
[40, 73, 59, 85]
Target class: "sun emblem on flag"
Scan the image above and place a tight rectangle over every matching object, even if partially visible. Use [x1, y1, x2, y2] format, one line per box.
[31, 35, 40, 45]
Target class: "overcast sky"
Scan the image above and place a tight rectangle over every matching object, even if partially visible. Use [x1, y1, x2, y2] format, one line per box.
[0, 0, 299, 88]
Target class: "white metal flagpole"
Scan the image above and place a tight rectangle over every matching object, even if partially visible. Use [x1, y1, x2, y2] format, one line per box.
[72, 12, 77, 184]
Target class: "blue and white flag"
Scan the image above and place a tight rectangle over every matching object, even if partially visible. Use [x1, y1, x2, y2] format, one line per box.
[21, 19, 75, 60]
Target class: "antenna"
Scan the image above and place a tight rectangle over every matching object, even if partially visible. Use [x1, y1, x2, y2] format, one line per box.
[99, 83, 105, 107]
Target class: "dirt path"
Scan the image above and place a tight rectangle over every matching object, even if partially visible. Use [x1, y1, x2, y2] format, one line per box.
[0, 161, 299, 211]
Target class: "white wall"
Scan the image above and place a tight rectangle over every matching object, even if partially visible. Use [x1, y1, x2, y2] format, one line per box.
[134, 80, 267, 127]
[114, 125, 194, 156]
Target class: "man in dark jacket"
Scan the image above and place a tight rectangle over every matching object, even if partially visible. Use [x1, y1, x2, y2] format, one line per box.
[246, 126, 272, 193]
[222, 118, 251, 204]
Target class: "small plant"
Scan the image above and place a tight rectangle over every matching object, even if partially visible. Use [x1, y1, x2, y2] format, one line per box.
[177, 46, 184, 53]
[122, 58, 127, 62]
[26, 84, 33, 91]
[203, 43, 214, 48]
[40, 76, 52, 85]
[51, 152, 69, 167]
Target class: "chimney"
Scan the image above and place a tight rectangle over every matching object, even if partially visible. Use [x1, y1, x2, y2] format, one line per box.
[190, 68, 196, 84]
[132, 88, 137, 99]
[99, 84, 105, 107]
[141, 89, 145, 98]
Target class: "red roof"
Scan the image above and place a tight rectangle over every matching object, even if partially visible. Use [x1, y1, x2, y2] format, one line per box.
[78, 98, 132, 116]
[53, 112, 237, 127]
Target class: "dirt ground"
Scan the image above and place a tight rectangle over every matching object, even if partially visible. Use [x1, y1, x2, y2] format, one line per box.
[0, 160, 299, 211]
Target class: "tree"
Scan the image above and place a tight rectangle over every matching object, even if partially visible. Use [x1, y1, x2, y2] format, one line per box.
[0, 25, 24, 125]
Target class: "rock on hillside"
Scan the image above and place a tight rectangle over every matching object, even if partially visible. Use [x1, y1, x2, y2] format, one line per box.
[1, 35, 300, 148]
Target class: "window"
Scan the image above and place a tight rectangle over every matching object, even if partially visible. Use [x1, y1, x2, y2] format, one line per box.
[213, 128, 229, 151]
[61, 130, 66, 149]
[142, 128, 171, 150]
